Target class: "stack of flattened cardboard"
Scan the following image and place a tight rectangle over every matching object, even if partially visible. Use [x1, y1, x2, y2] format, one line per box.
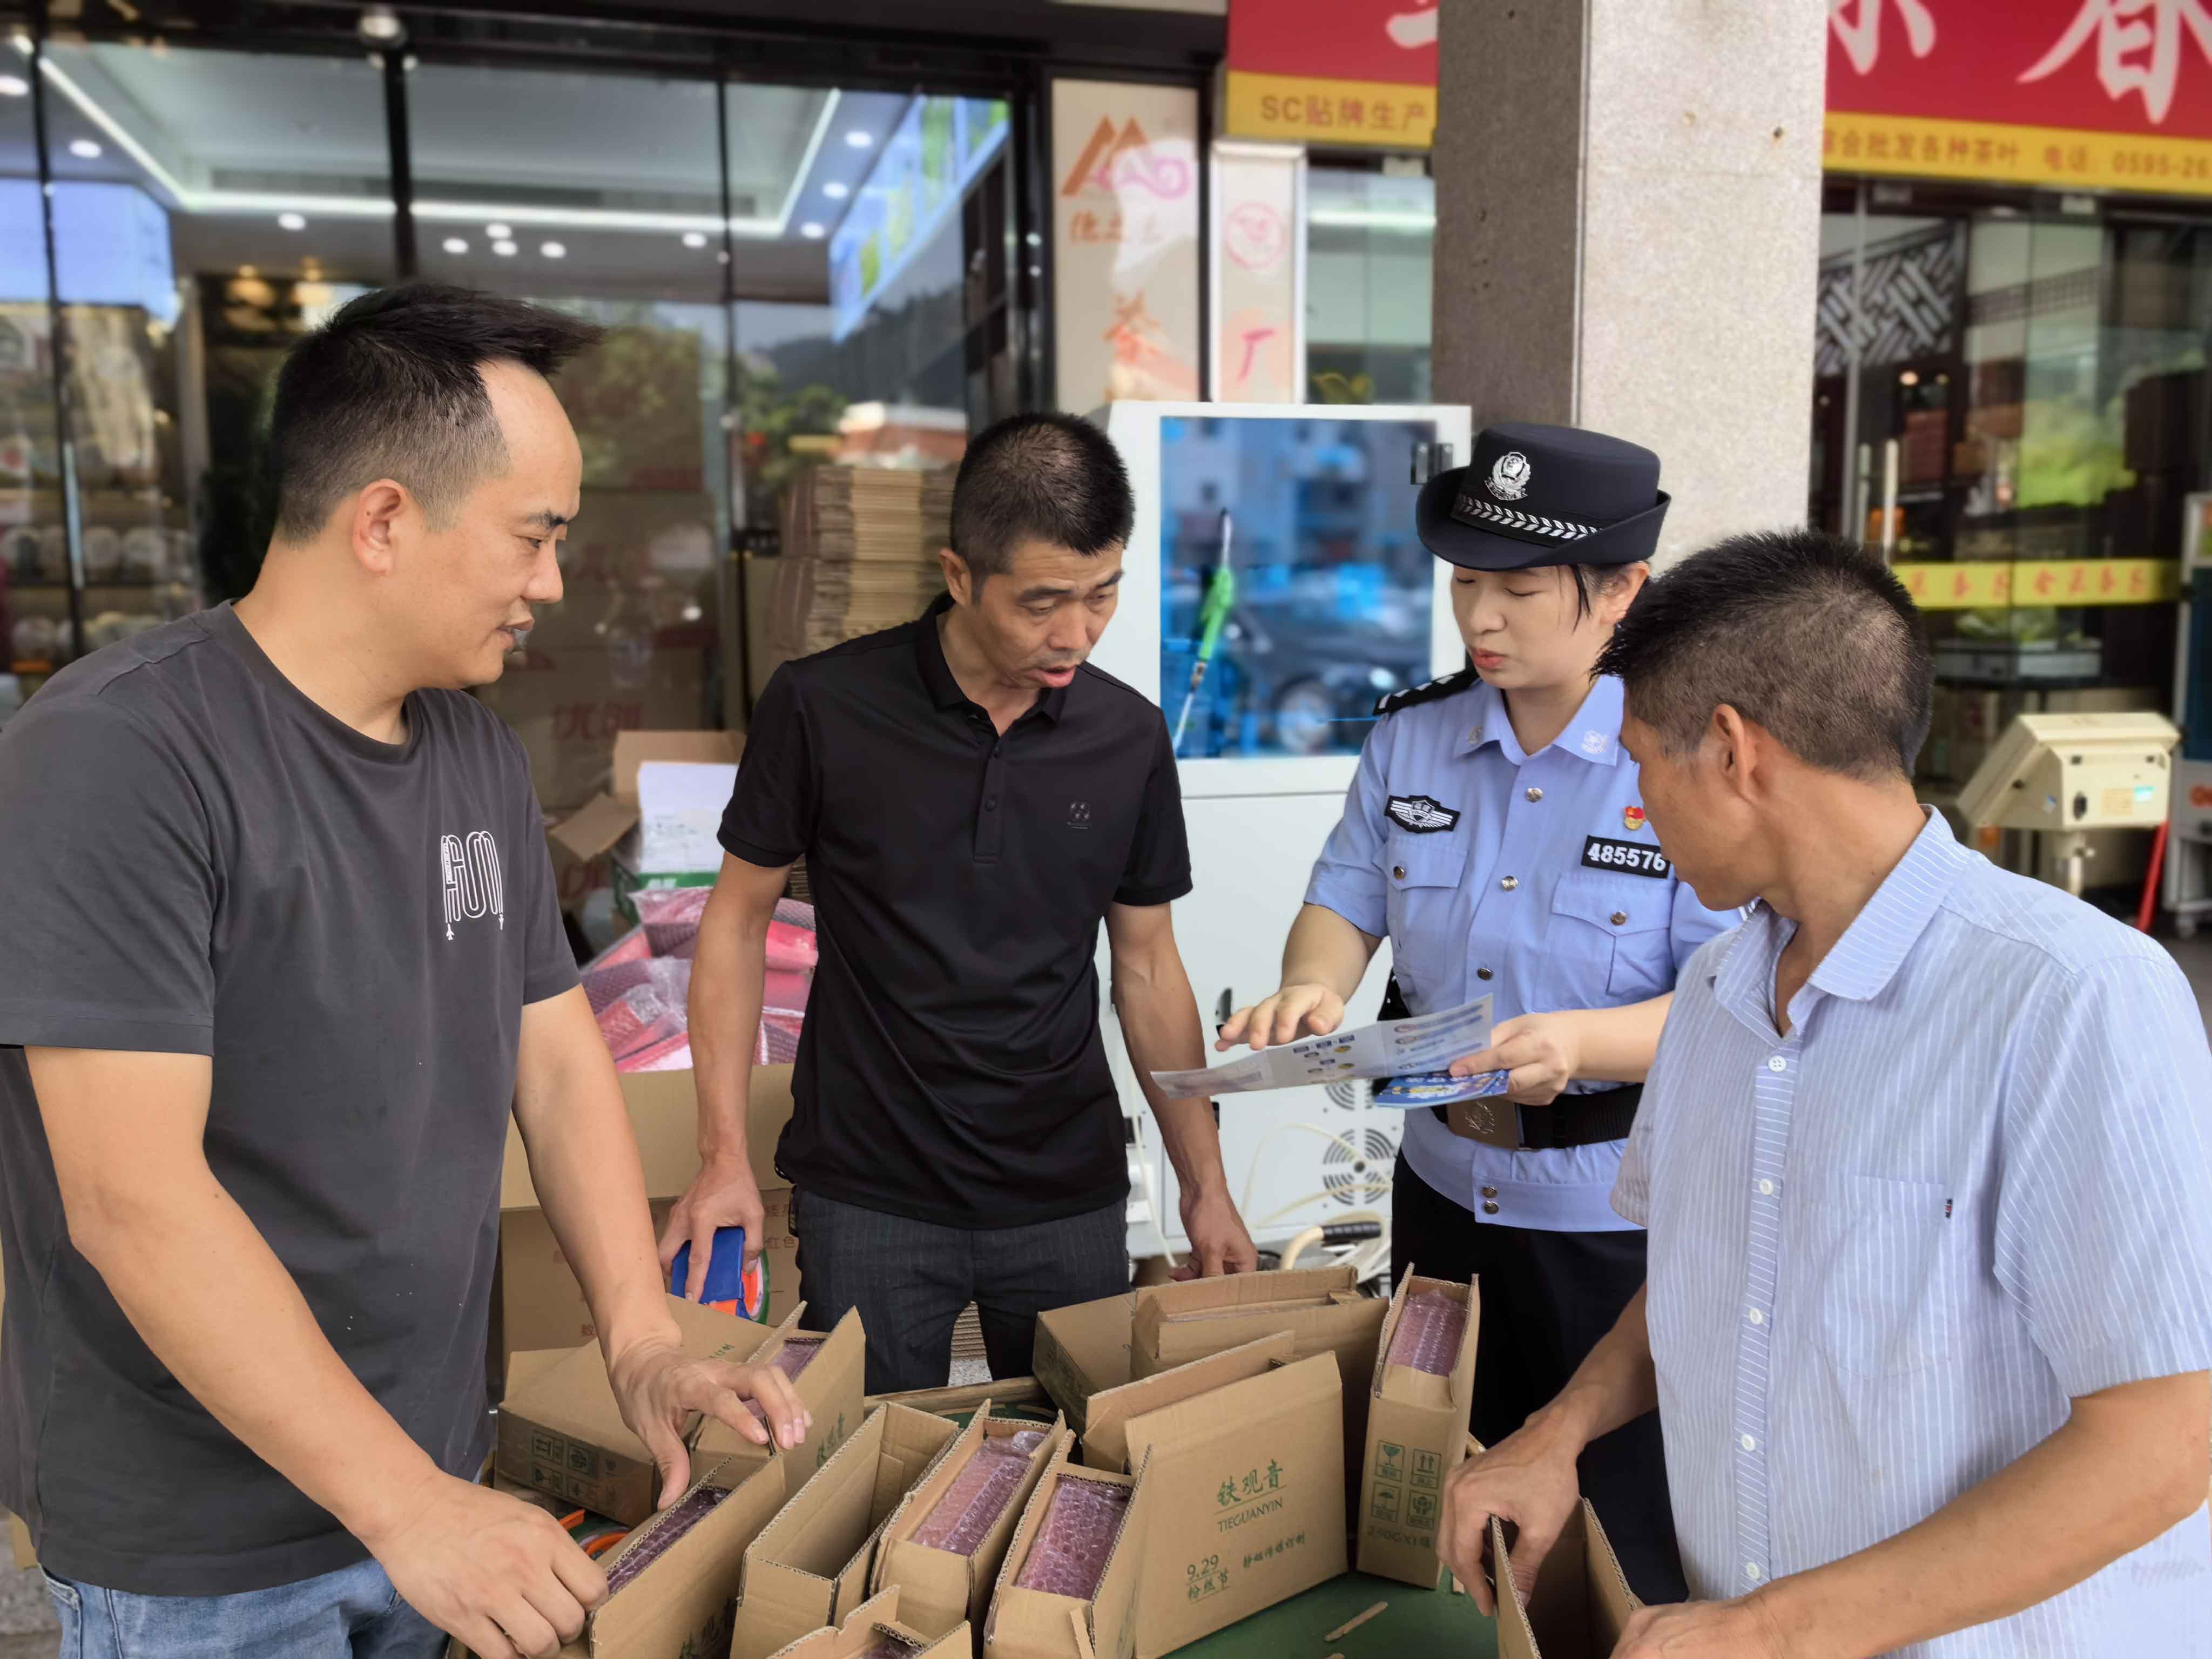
[768, 466, 954, 662]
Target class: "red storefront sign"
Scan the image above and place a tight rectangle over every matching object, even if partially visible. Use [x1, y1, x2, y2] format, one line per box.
[1223, 0, 1438, 149]
[1827, 0, 2212, 194]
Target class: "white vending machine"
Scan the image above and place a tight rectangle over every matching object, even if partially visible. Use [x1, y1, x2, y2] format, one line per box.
[1089, 401, 1474, 1267]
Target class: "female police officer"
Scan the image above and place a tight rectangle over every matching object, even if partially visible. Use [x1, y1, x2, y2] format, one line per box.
[1218, 422, 1735, 1601]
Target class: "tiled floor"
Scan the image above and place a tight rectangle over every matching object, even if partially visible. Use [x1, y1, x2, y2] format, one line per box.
[2, 933, 2207, 1659]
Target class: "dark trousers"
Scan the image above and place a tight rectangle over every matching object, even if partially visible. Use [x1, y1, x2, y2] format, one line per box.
[1391, 1152, 1688, 1604]
[790, 1187, 1131, 1394]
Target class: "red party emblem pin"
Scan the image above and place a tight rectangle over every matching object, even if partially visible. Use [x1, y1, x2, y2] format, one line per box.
[1623, 805, 1647, 832]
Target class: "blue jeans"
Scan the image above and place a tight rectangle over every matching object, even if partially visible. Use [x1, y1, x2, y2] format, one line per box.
[42, 1558, 446, 1659]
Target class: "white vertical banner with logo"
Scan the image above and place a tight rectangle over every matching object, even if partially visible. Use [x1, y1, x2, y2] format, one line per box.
[1051, 79, 1203, 410]
[1209, 140, 1306, 403]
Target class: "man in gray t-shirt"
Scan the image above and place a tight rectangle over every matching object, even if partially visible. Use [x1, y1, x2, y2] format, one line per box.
[0, 286, 806, 1659]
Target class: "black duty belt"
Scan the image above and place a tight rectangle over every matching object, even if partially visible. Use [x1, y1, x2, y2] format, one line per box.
[1439, 1083, 1643, 1150]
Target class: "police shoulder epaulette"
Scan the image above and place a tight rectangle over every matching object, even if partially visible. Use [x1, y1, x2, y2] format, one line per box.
[1374, 665, 1478, 719]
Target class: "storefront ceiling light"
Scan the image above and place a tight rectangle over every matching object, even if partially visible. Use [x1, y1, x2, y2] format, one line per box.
[800, 221, 826, 239]
[1307, 206, 1435, 232]
[69, 138, 103, 159]
[539, 240, 565, 258]
[485, 221, 512, 239]
[0, 73, 28, 98]
[357, 6, 406, 46]
[26, 45, 800, 240]
[492, 239, 517, 257]
[773, 89, 841, 234]
[822, 181, 851, 200]
[442, 236, 468, 254]
[844, 130, 873, 149]
[278, 212, 307, 231]
[682, 231, 708, 248]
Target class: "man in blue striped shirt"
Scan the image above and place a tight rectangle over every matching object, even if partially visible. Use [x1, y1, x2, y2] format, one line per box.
[1438, 530, 2212, 1657]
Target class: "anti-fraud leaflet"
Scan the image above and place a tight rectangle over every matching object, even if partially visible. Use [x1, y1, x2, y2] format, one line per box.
[1152, 995, 1494, 1097]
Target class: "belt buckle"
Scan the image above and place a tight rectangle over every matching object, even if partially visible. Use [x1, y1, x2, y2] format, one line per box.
[1445, 1097, 1522, 1150]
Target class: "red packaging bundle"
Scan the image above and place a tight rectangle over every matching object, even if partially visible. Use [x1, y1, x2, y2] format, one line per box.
[1385, 1290, 1468, 1377]
[773, 897, 816, 932]
[633, 886, 712, 955]
[597, 984, 684, 1063]
[583, 926, 653, 973]
[911, 1430, 1048, 1555]
[618, 1031, 692, 1073]
[763, 967, 812, 1011]
[604, 1483, 729, 1595]
[764, 918, 818, 973]
[583, 955, 691, 1016]
[757, 1008, 804, 1066]
[1013, 1475, 1130, 1599]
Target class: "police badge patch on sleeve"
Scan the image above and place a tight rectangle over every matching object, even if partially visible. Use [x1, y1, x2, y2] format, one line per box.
[1581, 835, 1670, 877]
[1387, 795, 1461, 833]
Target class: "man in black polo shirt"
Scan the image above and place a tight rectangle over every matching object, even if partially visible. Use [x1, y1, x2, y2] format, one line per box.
[661, 413, 1256, 1390]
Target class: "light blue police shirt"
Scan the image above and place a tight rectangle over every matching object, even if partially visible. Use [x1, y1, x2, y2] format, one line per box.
[1615, 811, 2212, 1655]
[1305, 672, 1737, 1233]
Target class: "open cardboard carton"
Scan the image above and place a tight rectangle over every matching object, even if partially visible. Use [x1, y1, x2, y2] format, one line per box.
[983, 1439, 1155, 1659]
[1490, 1500, 1641, 1659]
[448, 1457, 788, 1659]
[1357, 1273, 1480, 1588]
[496, 1296, 864, 1526]
[730, 1402, 963, 1659]
[871, 1406, 1068, 1641]
[1129, 1265, 1386, 1496]
[1033, 1292, 1135, 1434]
[546, 729, 744, 910]
[764, 1586, 970, 1659]
[1087, 1346, 1347, 1659]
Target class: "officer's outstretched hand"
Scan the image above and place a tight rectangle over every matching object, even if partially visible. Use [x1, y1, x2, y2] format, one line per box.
[1217, 983, 1346, 1051]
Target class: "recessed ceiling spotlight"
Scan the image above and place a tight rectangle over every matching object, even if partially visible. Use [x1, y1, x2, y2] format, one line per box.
[278, 212, 307, 231]
[442, 237, 469, 254]
[800, 221, 826, 239]
[485, 222, 512, 240]
[540, 240, 566, 259]
[358, 6, 406, 46]
[822, 181, 850, 200]
[493, 239, 518, 257]
[682, 231, 708, 249]
[69, 138, 102, 159]
[0, 75, 29, 98]
[843, 130, 872, 149]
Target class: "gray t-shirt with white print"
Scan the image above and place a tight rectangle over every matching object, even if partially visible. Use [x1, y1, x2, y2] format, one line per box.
[0, 603, 577, 1596]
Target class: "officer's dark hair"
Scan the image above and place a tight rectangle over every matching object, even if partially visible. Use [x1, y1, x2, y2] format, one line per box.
[268, 283, 604, 543]
[1595, 529, 1931, 780]
[949, 412, 1134, 581]
[1567, 564, 1636, 621]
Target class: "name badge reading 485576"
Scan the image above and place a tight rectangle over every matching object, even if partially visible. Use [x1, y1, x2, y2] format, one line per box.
[1581, 835, 1670, 878]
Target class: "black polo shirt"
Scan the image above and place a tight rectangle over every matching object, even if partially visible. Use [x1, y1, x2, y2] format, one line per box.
[720, 594, 1192, 1228]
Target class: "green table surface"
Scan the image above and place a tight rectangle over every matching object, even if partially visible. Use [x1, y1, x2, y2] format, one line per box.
[943, 1408, 1499, 1659]
[1171, 1571, 1498, 1659]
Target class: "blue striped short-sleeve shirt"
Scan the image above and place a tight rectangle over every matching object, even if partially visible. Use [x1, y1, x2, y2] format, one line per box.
[1615, 811, 2212, 1655]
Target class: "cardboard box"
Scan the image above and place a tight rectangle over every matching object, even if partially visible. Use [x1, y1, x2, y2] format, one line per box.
[1078, 1332, 1293, 1474]
[1491, 1500, 1640, 1659]
[1114, 1352, 1347, 1658]
[871, 1408, 1068, 1641]
[730, 1403, 963, 1659]
[545, 729, 743, 917]
[764, 1586, 970, 1659]
[1129, 1266, 1387, 1488]
[494, 1064, 801, 1380]
[1357, 1275, 1480, 1588]
[1034, 1293, 1134, 1433]
[496, 1296, 864, 1526]
[983, 1441, 1153, 1659]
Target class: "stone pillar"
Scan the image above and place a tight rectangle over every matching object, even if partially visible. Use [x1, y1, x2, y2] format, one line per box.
[1432, 0, 1827, 564]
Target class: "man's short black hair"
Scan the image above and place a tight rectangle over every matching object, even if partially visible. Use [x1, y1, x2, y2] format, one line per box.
[949, 412, 1134, 579]
[1595, 529, 1932, 780]
[268, 283, 605, 543]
